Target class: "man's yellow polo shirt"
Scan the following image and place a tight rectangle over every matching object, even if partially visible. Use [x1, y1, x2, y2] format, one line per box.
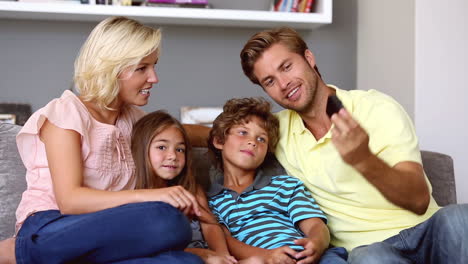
[274, 86, 439, 251]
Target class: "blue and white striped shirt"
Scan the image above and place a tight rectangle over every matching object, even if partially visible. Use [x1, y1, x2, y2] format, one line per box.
[208, 171, 326, 251]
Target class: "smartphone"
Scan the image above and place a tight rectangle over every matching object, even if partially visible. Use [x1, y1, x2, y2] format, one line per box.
[326, 95, 344, 118]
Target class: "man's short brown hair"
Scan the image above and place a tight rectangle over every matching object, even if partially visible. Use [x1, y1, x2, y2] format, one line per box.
[240, 27, 321, 85]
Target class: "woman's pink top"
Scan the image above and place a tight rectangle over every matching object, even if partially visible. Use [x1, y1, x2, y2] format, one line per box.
[15, 90, 145, 232]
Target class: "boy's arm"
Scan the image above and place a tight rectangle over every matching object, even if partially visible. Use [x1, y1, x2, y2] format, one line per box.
[196, 187, 230, 255]
[293, 218, 330, 264]
[183, 124, 211, 147]
[200, 222, 231, 255]
[223, 227, 297, 264]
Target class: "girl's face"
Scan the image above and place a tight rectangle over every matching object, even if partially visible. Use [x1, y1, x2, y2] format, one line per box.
[115, 50, 159, 108]
[149, 125, 186, 182]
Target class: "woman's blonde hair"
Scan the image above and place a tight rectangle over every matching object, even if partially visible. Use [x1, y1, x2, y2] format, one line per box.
[74, 16, 161, 110]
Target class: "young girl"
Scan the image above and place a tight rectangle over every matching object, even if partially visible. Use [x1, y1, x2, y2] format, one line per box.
[0, 17, 202, 264]
[131, 110, 241, 264]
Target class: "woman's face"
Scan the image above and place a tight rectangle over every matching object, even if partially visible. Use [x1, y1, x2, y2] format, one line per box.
[115, 50, 159, 108]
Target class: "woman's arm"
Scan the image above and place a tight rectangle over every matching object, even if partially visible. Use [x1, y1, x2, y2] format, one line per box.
[41, 120, 200, 215]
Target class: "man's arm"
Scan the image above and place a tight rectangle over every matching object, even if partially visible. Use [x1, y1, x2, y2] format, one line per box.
[331, 109, 430, 214]
[183, 124, 211, 147]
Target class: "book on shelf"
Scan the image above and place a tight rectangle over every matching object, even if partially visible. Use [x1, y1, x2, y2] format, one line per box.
[273, 0, 314, 13]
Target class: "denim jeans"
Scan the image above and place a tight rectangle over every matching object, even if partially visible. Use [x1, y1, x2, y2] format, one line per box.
[15, 201, 203, 264]
[348, 204, 468, 264]
[319, 246, 348, 264]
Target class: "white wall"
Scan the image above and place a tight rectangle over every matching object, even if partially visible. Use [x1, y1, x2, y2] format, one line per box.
[415, 0, 468, 203]
[356, 0, 415, 119]
[357, 0, 467, 203]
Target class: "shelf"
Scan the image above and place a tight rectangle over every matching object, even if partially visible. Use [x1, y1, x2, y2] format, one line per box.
[0, 1, 332, 29]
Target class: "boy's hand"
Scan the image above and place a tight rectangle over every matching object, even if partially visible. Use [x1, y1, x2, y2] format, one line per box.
[293, 238, 325, 264]
[206, 254, 238, 264]
[265, 246, 297, 264]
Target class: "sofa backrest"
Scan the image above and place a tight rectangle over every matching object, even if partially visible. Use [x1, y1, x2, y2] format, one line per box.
[0, 123, 27, 240]
[0, 123, 457, 240]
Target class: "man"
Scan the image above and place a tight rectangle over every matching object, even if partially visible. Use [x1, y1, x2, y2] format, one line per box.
[238, 27, 467, 263]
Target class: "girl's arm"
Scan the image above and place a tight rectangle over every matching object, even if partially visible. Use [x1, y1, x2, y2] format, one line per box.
[42, 120, 200, 215]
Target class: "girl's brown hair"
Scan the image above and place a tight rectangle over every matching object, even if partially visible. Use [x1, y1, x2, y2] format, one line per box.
[131, 110, 197, 194]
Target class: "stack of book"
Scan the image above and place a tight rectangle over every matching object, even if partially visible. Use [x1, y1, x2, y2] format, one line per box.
[145, 0, 210, 8]
[274, 0, 314, 13]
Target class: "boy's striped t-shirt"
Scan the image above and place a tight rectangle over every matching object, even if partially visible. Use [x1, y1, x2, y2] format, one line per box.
[207, 173, 326, 251]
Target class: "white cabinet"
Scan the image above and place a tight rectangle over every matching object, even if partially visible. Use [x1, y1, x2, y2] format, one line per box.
[0, 0, 332, 29]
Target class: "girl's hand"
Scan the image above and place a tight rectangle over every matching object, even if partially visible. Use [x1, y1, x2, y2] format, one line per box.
[147, 186, 201, 216]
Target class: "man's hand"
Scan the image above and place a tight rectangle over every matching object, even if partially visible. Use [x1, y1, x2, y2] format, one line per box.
[330, 108, 372, 167]
[293, 238, 325, 264]
[264, 246, 297, 264]
[330, 108, 430, 214]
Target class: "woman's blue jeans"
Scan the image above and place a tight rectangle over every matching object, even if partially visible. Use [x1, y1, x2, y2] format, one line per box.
[15, 201, 203, 264]
[349, 204, 468, 264]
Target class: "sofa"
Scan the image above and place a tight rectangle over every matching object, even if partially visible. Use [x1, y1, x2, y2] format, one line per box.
[0, 122, 458, 240]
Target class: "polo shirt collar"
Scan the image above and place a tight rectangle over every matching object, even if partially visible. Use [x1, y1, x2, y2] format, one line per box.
[207, 169, 273, 197]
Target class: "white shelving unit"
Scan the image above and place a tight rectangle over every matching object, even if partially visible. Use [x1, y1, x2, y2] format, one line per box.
[0, 1, 332, 29]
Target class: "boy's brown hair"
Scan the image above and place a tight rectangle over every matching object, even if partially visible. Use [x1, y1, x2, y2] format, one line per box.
[240, 27, 321, 86]
[208, 97, 279, 169]
[131, 110, 197, 194]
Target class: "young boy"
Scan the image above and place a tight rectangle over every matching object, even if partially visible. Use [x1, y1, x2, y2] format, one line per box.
[207, 97, 347, 264]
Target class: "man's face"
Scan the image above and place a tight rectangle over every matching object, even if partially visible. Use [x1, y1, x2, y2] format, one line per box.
[253, 43, 318, 114]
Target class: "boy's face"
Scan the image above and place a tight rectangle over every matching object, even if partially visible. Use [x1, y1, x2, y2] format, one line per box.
[214, 116, 269, 173]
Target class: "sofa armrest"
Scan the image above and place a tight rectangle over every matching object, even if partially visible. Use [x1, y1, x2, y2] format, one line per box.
[421, 150, 457, 206]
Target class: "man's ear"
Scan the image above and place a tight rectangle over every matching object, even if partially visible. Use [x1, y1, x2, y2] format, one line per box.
[213, 136, 224, 150]
[304, 49, 316, 68]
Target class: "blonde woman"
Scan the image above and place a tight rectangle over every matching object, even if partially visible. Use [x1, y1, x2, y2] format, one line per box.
[0, 17, 202, 264]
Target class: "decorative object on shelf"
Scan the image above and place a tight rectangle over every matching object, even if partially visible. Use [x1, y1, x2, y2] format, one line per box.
[180, 106, 222, 127]
[209, 0, 271, 11]
[17, 0, 81, 3]
[144, 0, 210, 8]
[0, 103, 31, 126]
[0, 114, 16, 125]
